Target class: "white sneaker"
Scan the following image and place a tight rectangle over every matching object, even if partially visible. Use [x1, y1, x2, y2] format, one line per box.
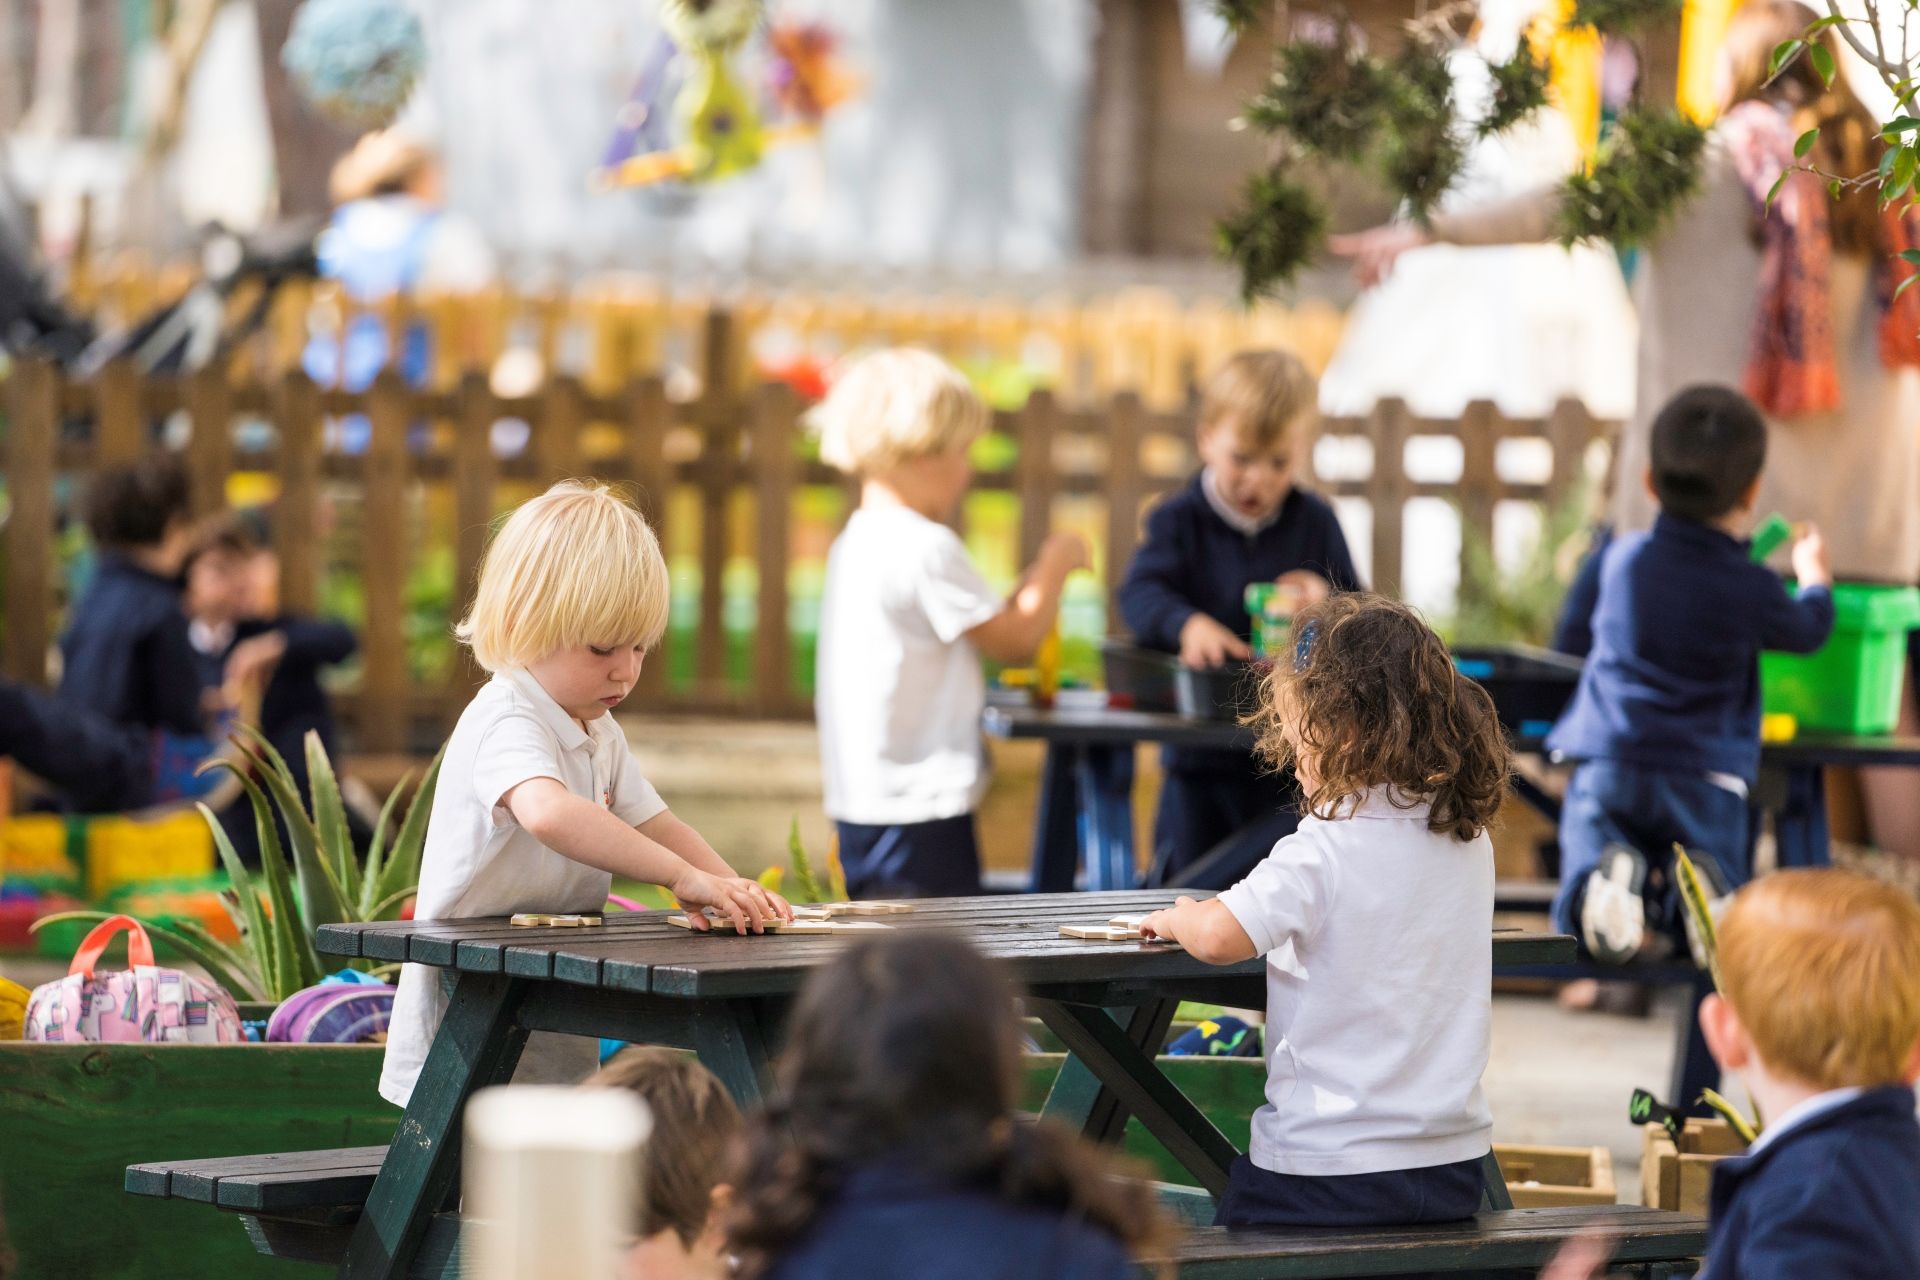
[1582, 845, 1649, 964]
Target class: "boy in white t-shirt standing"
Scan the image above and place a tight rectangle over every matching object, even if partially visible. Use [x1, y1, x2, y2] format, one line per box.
[381, 481, 791, 1108]
[812, 349, 1088, 898]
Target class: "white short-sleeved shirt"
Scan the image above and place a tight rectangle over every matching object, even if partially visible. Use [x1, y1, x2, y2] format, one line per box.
[1216, 790, 1494, 1176]
[379, 667, 667, 1107]
[815, 505, 1004, 825]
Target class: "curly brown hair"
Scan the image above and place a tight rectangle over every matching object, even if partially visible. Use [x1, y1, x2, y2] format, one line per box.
[726, 933, 1178, 1278]
[1249, 592, 1510, 840]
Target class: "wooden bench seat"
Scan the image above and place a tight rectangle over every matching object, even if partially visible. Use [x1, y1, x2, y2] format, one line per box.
[130, 1150, 1705, 1278]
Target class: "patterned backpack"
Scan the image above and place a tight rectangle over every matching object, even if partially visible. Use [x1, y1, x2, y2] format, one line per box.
[25, 915, 243, 1044]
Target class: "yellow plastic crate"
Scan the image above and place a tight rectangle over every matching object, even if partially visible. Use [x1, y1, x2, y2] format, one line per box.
[0, 815, 80, 886]
[84, 810, 215, 899]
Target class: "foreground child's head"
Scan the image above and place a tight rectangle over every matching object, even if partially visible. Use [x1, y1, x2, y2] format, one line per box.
[1196, 350, 1317, 524]
[727, 933, 1171, 1278]
[588, 1048, 742, 1280]
[1703, 868, 1920, 1093]
[1252, 593, 1510, 840]
[809, 348, 987, 517]
[1648, 385, 1767, 528]
[84, 453, 194, 571]
[457, 480, 669, 723]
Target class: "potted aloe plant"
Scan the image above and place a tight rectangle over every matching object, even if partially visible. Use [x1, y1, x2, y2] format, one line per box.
[36, 727, 444, 1003]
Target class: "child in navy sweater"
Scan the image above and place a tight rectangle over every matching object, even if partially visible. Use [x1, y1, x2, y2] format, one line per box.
[726, 933, 1173, 1280]
[1546, 386, 1832, 964]
[1117, 350, 1359, 885]
[1696, 868, 1920, 1278]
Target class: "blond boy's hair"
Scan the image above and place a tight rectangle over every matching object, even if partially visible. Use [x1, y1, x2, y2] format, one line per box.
[1718, 868, 1920, 1091]
[1199, 349, 1318, 450]
[808, 348, 988, 475]
[456, 480, 669, 672]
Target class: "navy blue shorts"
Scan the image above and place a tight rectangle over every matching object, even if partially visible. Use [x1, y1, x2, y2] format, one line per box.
[834, 814, 982, 899]
[1214, 1153, 1485, 1230]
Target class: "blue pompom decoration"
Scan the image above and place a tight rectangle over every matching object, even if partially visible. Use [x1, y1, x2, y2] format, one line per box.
[282, 0, 427, 130]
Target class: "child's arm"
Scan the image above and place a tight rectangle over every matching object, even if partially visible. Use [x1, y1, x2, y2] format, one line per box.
[1758, 525, 1836, 655]
[634, 809, 737, 881]
[1140, 896, 1257, 964]
[967, 531, 1089, 664]
[1116, 505, 1207, 654]
[503, 778, 789, 932]
[271, 617, 358, 667]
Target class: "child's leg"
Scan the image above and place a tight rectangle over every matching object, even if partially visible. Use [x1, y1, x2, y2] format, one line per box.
[1551, 761, 1639, 942]
[1637, 772, 1749, 944]
[0, 678, 151, 812]
[834, 814, 982, 899]
[1213, 1154, 1484, 1229]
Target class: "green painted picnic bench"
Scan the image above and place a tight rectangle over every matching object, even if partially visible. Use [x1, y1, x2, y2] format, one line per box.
[125, 891, 1705, 1278]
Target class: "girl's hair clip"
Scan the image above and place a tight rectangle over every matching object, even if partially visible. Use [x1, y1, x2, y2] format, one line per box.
[1292, 619, 1319, 672]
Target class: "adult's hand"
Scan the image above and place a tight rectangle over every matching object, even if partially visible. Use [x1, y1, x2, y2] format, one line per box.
[1327, 224, 1433, 288]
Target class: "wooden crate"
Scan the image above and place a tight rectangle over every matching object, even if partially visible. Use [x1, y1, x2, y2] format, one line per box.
[1495, 1143, 1617, 1207]
[1641, 1118, 1748, 1214]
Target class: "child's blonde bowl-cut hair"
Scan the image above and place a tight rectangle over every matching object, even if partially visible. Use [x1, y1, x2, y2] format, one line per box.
[808, 347, 988, 476]
[1200, 348, 1318, 451]
[1718, 867, 1920, 1091]
[456, 480, 669, 672]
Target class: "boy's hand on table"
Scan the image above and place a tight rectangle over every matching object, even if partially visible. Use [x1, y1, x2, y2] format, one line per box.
[671, 867, 792, 934]
[1274, 569, 1331, 607]
[1179, 614, 1252, 668]
[1790, 523, 1831, 589]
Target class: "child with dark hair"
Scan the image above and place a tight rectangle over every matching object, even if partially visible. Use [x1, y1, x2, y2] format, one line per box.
[0, 454, 214, 812]
[587, 1048, 742, 1280]
[1142, 593, 1511, 1229]
[727, 932, 1174, 1280]
[1546, 385, 1834, 966]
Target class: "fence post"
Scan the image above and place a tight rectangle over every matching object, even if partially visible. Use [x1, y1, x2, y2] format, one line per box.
[1105, 393, 1146, 624]
[453, 371, 498, 700]
[1458, 399, 1499, 613]
[625, 376, 672, 706]
[535, 375, 585, 484]
[1371, 399, 1411, 598]
[94, 358, 143, 462]
[185, 367, 232, 518]
[1014, 390, 1057, 571]
[274, 370, 324, 615]
[1546, 397, 1595, 511]
[751, 382, 798, 716]
[360, 371, 411, 753]
[3, 358, 59, 685]
[695, 392, 731, 703]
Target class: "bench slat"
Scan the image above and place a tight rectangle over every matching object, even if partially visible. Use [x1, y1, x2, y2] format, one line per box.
[127, 1147, 389, 1206]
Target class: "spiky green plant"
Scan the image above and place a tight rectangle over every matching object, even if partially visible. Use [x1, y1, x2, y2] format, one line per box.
[1218, 167, 1329, 299]
[1244, 38, 1389, 161]
[36, 729, 444, 1001]
[1569, 0, 1683, 34]
[1558, 109, 1709, 247]
[1479, 34, 1552, 137]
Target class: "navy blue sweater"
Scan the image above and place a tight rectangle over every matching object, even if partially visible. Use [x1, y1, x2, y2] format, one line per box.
[1702, 1086, 1920, 1280]
[766, 1163, 1133, 1280]
[1546, 514, 1833, 783]
[1117, 476, 1361, 652]
[57, 554, 204, 738]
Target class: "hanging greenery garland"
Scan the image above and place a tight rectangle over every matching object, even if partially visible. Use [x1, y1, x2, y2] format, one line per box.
[1478, 33, 1553, 136]
[1219, 168, 1329, 301]
[1242, 37, 1390, 162]
[1557, 107, 1709, 245]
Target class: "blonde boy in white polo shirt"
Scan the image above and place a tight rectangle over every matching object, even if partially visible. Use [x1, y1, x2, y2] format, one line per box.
[812, 349, 1088, 898]
[381, 481, 791, 1107]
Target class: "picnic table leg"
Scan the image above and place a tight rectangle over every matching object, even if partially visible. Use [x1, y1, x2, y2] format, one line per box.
[689, 997, 780, 1108]
[1771, 764, 1830, 868]
[1029, 743, 1083, 892]
[1038, 1000, 1178, 1144]
[1075, 744, 1137, 892]
[339, 971, 528, 1280]
[1031, 998, 1238, 1198]
[1478, 1150, 1513, 1210]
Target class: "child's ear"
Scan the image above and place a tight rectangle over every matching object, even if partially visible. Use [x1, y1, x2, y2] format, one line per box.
[1737, 476, 1763, 513]
[1643, 466, 1658, 503]
[1902, 1038, 1920, 1087]
[696, 1183, 733, 1253]
[1698, 993, 1750, 1073]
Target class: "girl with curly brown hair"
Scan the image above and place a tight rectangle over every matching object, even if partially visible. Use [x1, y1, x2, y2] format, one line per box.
[1142, 592, 1512, 1229]
[725, 932, 1175, 1279]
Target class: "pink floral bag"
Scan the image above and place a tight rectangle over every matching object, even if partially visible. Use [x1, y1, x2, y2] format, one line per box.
[25, 915, 243, 1044]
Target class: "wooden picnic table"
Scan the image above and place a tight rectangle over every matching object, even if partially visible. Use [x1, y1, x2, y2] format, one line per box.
[985, 699, 1920, 892]
[312, 893, 1574, 1280]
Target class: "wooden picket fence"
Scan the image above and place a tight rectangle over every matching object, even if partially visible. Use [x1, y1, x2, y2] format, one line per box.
[0, 336, 1614, 749]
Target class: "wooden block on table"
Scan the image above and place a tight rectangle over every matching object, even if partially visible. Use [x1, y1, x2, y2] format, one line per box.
[509, 913, 603, 927]
[817, 901, 916, 916]
[1106, 914, 1153, 930]
[1059, 923, 1181, 947]
[664, 914, 893, 935]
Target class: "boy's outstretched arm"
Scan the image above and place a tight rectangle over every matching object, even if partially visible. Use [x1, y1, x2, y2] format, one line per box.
[968, 531, 1089, 663]
[1760, 525, 1836, 655]
[503, 778, 790, 932]
[1140, 896, 1258, 964]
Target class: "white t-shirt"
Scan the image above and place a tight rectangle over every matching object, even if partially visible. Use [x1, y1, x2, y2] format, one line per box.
[815, 505, 1004, 825]
[1216, 790, 1494, 1176]
[379, 667, 667, 1107]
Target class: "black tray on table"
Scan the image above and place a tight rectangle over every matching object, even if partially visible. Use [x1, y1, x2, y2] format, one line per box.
[1101, 641, 1269, 723]
[1450, 644, 1583, 741]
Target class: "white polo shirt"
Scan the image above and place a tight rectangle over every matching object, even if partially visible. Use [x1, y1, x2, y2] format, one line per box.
[815, 505, 1004, 825]
[1216, 790, 1495, 1176]
[379, 667, 668, 1107]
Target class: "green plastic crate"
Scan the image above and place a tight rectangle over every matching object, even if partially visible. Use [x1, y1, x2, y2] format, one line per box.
[1761, 583, 1920, 734]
